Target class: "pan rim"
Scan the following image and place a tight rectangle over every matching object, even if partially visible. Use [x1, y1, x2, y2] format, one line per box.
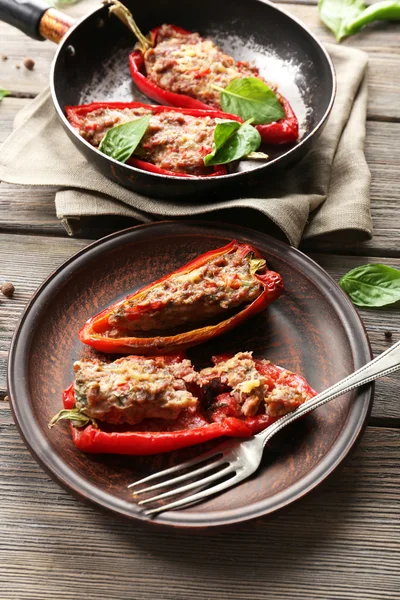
[50, 0, 336, 181]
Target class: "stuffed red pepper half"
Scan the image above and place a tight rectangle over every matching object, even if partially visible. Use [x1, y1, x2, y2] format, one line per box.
[78, 240, 284, 355]
[49, 352, 316, 455]
[108, 0, 299, 146]
[66, 101, 243, 177]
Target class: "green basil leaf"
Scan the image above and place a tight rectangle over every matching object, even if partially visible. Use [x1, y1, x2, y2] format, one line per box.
[215, 77, 285, 125]
[318, 0, 400, 42]
[48, 408, 91, 429]
[98, 114, 151, 163]
[204, 119, 261, 166]
[339, 264, 400, 308]
[0, 88, 10, 102]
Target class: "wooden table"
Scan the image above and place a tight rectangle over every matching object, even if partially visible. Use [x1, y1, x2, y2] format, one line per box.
[1, 2, 399, 598]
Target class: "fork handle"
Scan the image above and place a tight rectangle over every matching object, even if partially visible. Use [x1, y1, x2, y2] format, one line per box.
[256, 339, 400, 446]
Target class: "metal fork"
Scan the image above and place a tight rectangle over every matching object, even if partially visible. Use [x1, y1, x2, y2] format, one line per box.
[129, 340, 400, 516]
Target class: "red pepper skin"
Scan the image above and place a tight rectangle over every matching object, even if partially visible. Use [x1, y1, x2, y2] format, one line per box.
[256, 95, 299, 146]
[128, 26, 299, 146]
[79, 240, 284, 355]
[65, 101, 242, 178]
[62, 383, 252, 455]
[68, 419, 251, 455]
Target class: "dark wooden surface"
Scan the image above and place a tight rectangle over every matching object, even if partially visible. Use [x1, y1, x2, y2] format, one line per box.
[0, 0, 399, 597]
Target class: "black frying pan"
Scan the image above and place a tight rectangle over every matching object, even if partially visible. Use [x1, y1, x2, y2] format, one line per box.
[0, 0, 336, 199]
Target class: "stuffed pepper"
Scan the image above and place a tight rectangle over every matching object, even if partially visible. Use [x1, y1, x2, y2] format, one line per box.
[66, 101, 245, 177]
[108, 0, 299, 146]
[79, 240, 284, 355]
[49, 352, 316, 455]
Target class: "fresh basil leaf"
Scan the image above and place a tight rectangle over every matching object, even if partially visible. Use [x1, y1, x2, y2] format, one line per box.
[318, 0, 365, 40]
[204, 118, 241, 166]
[215, 77, 285, 125]
[318, 0, 400, 42]
[339, 264, 400, 308]
[0, 88, 10, 102]
[98, 114, 151, 163]
[48, 408, 91, 429]
[204, 119, 261, 166]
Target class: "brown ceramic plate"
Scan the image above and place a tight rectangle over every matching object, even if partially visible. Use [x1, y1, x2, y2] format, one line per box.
[8, 222, 372, 528]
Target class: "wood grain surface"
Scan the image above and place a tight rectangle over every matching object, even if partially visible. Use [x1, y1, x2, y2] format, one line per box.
[0, 400, 398, 599]
[0, 0, 400, 597]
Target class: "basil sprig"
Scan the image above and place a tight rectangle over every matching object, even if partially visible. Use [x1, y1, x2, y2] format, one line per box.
[339, 264, 400, 308]
[0, 88, 10, 102]
[319, 0, 400, 42]
[213, 77, 285, 125]
[98, 114, 151, 163]
[48, 408, 91, 429]
[204, 118, 265, 166]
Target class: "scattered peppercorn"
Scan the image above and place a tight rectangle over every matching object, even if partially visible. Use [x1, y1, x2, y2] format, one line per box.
[16, 64, 20, 69]
[1, 55, 8, 61]
[384, 330, 392, 339]
[1, 282, 15, 297]
[23, 57, 35, 70]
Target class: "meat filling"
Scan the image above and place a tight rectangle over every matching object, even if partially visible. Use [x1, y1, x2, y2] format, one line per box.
[199, 352, 312, 417]
[108, 248, 264, 334]
[73, 356, 198, 425]
[144, 25, 276, 108]
[78, 106, 222, 175]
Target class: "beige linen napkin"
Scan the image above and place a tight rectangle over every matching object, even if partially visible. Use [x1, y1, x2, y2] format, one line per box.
[0, 43, 371, 247]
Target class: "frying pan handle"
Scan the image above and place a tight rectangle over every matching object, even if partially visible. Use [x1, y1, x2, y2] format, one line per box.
[0, 0, 74, 42]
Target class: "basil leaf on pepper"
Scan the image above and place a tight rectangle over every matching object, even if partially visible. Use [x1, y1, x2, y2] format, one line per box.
[318, 0, 400, 42]
[204, 119, 263, 166]
[98, 114, 151, 163]
[339, 264, 400, 308]
[0, 88, 10, 102]
[213, 77, 285, 125]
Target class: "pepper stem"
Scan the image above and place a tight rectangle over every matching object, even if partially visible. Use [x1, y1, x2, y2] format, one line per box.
[107, 0, 153, 52]
[48, 408, 91, 429]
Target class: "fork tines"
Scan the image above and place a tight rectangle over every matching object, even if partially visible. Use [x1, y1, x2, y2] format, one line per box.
[128, 442, 238, 516]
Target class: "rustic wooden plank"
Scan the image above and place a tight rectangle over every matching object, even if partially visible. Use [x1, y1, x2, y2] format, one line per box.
[0, 405, 398, 599]
[0, 3, 400, 119]
[1, 233, 400, 420]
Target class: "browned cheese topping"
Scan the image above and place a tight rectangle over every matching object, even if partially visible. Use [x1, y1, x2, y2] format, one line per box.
[73, 356, 198, 425]
[144, 25, 269, 108]
[199, 352, 311, 418]
[108, 248, 263, 333]
[79, 106, 220, 175]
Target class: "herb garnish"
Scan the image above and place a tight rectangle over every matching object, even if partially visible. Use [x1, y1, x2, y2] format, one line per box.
[48, 408, 91, 428]
[0, 88, 10, 102]
[98, 115, 151, 163]
[339, 264, 400, 308]
[319, 0, 400, 42]
[213, 77, 285, 125]
[204, 118, 266, 166]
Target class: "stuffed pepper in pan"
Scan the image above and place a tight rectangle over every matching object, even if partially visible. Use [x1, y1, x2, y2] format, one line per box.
[108, 0, 299, 146]
[66, 101, 247, 177]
